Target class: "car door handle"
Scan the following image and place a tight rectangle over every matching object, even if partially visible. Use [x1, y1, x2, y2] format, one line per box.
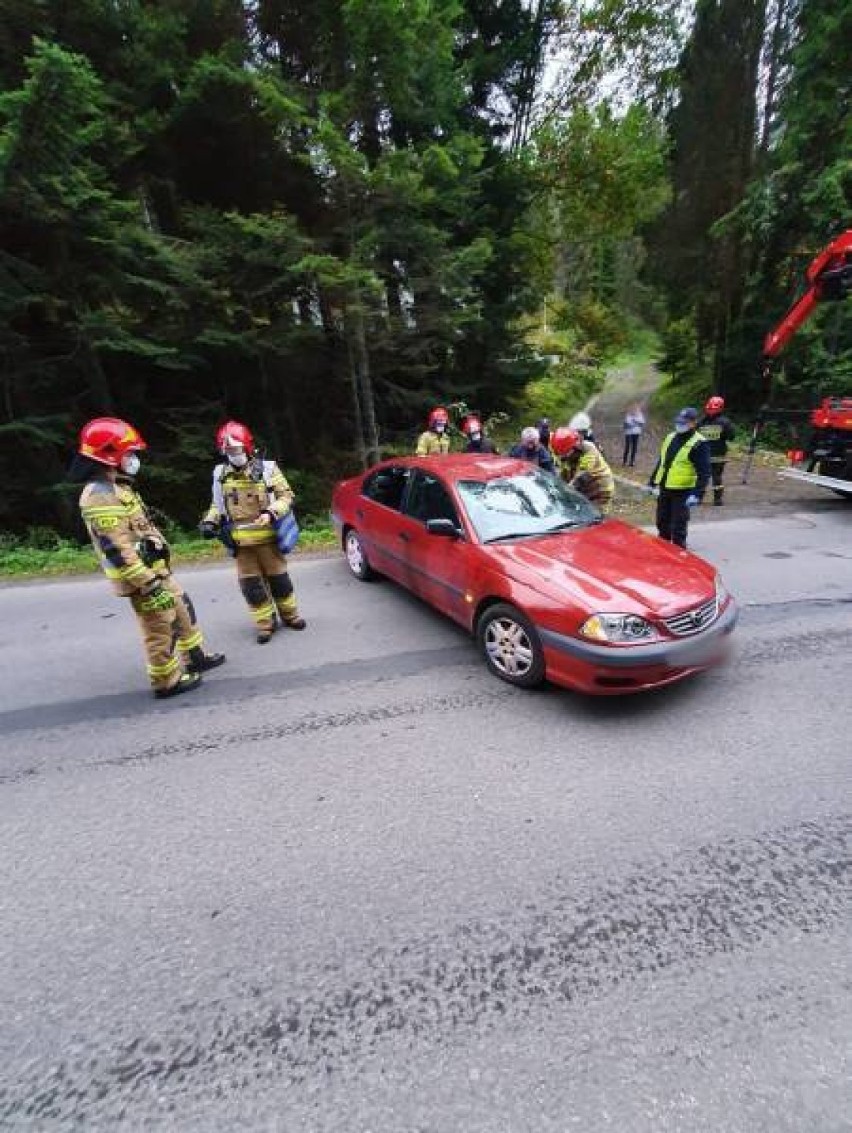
[398, 531, 410, 542]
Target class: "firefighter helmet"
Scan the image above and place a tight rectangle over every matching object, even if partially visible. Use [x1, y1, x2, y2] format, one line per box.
[428, 407, 449, 430]
[569, 411, 591, 433]
[462, 415, 482, 436]
[78, 418, 147, 467]
[551, 427, 582, 457]
[216, 420, 254, 454]
[705, 395, 725, 415]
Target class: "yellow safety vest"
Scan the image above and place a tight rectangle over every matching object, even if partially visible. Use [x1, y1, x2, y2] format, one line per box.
[653, 431, 703, 489]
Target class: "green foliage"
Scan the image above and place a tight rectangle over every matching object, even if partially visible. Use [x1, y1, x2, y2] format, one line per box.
[0, 0, 697, 541]
[656, 317, 709, 386]
[0, 522, 337, 578]
[517, 359, 606, 429]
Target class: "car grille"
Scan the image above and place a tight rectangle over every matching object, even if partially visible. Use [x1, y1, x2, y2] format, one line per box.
[664, 597, 718, 637]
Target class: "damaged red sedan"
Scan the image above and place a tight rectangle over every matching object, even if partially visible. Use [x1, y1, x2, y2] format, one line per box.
[331, 455, 737, 695]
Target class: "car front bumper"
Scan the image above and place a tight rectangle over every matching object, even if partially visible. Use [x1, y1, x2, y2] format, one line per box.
[538, 600, 738, 693]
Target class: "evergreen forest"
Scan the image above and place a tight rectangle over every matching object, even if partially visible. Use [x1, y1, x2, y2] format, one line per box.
[1, 0, 850, 538]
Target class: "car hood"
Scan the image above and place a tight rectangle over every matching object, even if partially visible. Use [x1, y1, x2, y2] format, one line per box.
[481, 520, 715, 616]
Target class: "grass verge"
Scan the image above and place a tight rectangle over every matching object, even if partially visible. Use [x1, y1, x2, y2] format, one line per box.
[0, 522, 339, 581]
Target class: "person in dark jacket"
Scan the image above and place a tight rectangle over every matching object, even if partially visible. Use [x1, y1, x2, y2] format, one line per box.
[648, 407, 710, 548]
[698, 396, 736, 505]
[509, 426, 555, 472]
[462, 415, 498, 454]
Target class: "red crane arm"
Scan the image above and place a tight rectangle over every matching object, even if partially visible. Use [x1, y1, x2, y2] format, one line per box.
[763, 229, 852, 358]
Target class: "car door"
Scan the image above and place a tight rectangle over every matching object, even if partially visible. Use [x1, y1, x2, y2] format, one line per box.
[401, 470, 472, 624]
[355, 465, 412, 584]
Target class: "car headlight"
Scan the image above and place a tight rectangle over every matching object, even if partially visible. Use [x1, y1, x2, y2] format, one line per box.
[579, 613, 660, 644]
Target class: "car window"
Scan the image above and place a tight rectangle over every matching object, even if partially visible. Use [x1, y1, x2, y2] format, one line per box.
[362, 465, 410, 511]
[404, 471, 460, 526]
[457, 468, 599, 542]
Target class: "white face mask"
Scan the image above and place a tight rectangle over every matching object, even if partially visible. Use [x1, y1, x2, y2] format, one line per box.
[434, 424, 446, 434]
[121, 453, 141, 476]
[227, 451, 248, 468]
[674, 423, 691, 434]
[471, 432, 481, 442]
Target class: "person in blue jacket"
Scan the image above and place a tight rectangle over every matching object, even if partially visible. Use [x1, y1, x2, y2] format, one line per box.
[510, 426, 555, 473]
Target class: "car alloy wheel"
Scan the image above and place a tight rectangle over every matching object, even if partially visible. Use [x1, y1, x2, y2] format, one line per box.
[344, 528, 375, 580]
[476, 602, 545, 688]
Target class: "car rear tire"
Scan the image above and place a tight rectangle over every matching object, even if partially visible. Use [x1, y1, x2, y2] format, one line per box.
[476, 603, 545, 688]
[344, 528, 376, 580]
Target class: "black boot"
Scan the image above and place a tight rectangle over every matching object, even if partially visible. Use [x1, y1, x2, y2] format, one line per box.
[713, 490, 724, 506]
[187, 647, 226, 673]
[154, 671, 202, 699]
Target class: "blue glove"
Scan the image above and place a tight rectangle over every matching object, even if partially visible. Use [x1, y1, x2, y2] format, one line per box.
[685, 494, 700, 508]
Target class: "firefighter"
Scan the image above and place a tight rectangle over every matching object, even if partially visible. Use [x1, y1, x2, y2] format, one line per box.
[462, 415, 498, 454]
[199, 421, 306, 644]
[415, 407, 451, 455]
[551, 427, 615, 513]
[699, 395, 736, 505]
[76, 418, 225, 699]
[648, 407, 711, 548]
[509, 426, 555, 472]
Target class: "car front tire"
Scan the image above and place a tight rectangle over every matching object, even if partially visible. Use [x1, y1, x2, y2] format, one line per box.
[476, 602, 545, 688]
[344, 528, 376, 580]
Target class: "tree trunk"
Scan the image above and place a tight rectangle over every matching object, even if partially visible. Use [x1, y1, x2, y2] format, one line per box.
[348, 294, 380, 466]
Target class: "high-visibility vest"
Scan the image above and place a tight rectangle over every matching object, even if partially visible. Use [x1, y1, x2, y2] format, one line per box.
[653, 431, 703, 489]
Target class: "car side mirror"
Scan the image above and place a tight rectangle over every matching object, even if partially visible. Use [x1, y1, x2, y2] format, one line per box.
[425, 517, 460, 538]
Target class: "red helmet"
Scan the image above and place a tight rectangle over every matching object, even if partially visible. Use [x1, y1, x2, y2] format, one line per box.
[462, 415, 482, 436]
[428, 407, 449, 429]
[216, 420, 254, 454]
[705, 396, 725, 415]
[78, 418, 147, 467]
[551, 427, 582, 457]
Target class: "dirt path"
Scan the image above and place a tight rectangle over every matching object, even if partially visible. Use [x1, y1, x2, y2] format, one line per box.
[585, 361, 850, 525]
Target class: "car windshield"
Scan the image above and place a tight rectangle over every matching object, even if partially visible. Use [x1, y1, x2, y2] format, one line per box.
[456, 469, 600, 543]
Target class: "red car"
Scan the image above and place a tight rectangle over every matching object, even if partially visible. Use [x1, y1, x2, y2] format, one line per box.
[331, 455, 737, 695]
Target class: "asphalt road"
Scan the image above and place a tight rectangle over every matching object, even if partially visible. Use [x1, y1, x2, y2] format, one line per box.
[1, 510, 850, 1131]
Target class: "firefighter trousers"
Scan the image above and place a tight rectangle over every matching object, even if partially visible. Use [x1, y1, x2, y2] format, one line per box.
[711, 460, 726, 503]
[129, 575, 205, 691]
[234, 543, 300, 631]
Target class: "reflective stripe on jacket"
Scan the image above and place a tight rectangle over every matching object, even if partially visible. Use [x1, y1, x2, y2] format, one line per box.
[80, 479, 165, 596]
[204, 460, 294, 547]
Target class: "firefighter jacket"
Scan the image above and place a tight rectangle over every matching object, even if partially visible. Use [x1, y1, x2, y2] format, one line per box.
[651, 430, 711, 493]
[204, 459, 294, 548]
[79, 477, 169, 597]
[416, 430, 451, 456]
[697, 413, 735, 462]
[558, 441, 614, 506]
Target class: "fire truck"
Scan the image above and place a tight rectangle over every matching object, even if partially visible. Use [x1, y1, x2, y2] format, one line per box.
[744, 229, 852, 498]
